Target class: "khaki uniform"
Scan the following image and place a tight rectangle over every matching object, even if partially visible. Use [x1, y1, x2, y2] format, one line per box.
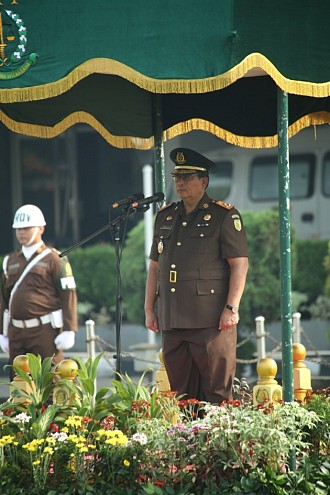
[150, 193, 248, 403]
[0, 244, 78, 373]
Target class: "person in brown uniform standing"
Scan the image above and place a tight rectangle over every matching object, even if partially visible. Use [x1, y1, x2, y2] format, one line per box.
[145, 149, 249, 404]
[0, 204, 78, 377]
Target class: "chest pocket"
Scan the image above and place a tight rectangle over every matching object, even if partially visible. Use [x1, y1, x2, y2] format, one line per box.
[188, 223, 219, 254]
[26, 264, 48, 287]
[5, 264, 20, 289]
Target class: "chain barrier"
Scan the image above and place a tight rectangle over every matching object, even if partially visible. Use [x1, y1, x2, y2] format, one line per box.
[85, 317, 330, 371]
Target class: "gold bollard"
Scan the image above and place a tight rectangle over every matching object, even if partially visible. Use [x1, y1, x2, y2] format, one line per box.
[53, 359, 80, 407]
[10, 355, 36, 405]
[155, 349, 171, 394]
[293, 343, 312, 402]
[253, 357, 283, 406]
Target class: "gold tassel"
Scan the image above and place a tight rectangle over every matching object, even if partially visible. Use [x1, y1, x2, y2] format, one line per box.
[2, 53, 330, 104]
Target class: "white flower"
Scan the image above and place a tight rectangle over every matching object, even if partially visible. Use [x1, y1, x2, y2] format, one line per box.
[51, 432, 68, 443]
[13, 412, 31, 424]
[131, 432, 148, 445]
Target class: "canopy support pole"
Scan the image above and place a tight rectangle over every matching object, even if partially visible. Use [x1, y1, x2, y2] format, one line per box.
[277, 89, 294, 405]
[153, 95, 166, 203]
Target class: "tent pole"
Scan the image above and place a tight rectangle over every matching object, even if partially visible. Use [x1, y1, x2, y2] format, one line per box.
[277, 89, 294, 404]
[153, 94, 166, 203]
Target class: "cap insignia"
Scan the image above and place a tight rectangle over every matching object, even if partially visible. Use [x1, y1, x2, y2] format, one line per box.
[176, 152, 186, 164]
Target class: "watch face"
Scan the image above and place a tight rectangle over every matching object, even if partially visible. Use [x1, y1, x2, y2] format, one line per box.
[227, 304, 238, 313]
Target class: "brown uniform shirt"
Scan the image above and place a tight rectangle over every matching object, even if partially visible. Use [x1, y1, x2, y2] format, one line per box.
[0, 244, 78, 333]
[150, 193, 248, 330]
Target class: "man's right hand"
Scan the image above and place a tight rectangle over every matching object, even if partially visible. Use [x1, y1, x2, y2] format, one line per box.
[145, 310, 159, 333]
[0, 335, 9, 354]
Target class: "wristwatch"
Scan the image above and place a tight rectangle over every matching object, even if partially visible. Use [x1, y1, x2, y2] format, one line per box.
[226, 304, 239, 314]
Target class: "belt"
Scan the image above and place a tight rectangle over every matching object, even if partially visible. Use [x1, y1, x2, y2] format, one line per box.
[168, 270, 225, 283]
[11, 314, 52, 329]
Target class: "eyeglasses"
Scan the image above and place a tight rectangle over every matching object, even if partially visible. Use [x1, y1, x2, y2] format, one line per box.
[172, 173, 199, 182]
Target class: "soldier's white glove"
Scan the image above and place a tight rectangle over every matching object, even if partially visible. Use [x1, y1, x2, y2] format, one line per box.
[0, 334, 9, 354]
[54, 331, 75, 351]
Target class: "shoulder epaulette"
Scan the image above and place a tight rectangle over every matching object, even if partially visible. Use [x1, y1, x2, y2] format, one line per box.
[158, 202, 176, 212]
[212, 200, 234, 210]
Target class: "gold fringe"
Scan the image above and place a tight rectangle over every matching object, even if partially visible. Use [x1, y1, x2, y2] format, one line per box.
[1, 109, 330, 150]
[1, 53, 330, 103]
[0, 110, 154, 150]
[164, 112, 330, 149]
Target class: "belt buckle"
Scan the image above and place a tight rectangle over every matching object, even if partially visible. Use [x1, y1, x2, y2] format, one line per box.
[169, 270, 177, 283]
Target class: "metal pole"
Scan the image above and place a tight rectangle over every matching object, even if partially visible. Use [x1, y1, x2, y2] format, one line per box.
[292, 312, 301, 344]
[142, 164, 156, 346]
[85, 319, 97, 392]
[153, 94, 166, 205]
[277, 88, 294, 404]
[255, 316, 266, 360]
[142, 164, 154, 271]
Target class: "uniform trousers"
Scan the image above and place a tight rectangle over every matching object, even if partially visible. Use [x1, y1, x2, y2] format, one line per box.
[8, 323, 63, 380]
[162, 326, 237, 404]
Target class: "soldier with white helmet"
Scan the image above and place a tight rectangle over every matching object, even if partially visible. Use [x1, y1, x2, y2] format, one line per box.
[0, 204, 78, 376]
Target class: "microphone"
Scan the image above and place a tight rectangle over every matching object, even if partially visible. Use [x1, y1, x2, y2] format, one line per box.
[132, 192, 165, 208]
[112, 192, 144, 208]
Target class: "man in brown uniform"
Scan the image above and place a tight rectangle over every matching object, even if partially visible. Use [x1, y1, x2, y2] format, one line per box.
[0, 204, 78, 376]
[145, 149, 248, 404]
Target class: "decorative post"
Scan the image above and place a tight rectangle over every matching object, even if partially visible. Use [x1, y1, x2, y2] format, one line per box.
[253, 357, 283, 406]
[293, 343, 312, 402]
[155, 349, 171, 393]
[53, 359, 80, 407]
[10, 355, 36, 405]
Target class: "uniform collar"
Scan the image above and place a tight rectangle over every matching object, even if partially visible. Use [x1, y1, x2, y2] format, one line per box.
[22, 241, 44, 260]
[179, 192, 211, 215]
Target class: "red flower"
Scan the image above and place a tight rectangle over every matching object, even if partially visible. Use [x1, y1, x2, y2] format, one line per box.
[48, 423, 59, 433]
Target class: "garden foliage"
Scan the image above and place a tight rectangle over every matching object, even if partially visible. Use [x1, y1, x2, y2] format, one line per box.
[0, 354, 329, 494]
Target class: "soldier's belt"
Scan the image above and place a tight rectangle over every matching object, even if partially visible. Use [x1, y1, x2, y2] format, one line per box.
[11, 314, 52, 329]
[168, 270, 225, 283]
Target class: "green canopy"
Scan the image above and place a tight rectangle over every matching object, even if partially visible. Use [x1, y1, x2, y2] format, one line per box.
[1, 0, 330, 148]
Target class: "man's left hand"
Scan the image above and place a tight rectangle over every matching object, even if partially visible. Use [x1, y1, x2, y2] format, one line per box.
[54, 330, 75, 350]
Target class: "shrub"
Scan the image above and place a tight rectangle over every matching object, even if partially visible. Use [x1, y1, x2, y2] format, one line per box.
[292, 239, 329, 302]
[68, 244, 117, 317]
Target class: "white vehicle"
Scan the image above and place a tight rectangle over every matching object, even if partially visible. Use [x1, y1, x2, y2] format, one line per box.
[165, 125, 330, 239]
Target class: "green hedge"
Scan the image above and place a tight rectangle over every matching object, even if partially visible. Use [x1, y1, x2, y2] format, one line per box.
[0, 215, 328, 327]
[292, 238, 329, 302]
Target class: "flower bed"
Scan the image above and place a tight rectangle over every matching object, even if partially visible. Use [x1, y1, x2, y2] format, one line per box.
[0, 354, 329, 494]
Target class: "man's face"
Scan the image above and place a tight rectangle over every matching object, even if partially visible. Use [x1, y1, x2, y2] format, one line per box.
[174, 174, 208, 201]
[15, 226, 44, 246]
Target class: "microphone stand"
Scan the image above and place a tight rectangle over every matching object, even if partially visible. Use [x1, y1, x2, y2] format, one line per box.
[60, 204, 150, 378]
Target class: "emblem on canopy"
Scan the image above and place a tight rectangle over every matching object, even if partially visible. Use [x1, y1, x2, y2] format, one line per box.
[0, 7, 38, 79]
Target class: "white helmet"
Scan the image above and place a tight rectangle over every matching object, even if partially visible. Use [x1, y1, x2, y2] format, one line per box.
[12, 204, 46, 228]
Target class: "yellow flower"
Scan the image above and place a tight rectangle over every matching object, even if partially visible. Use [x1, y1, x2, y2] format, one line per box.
[123, 459, 130, 467]
[0, 435, 15, 446]
[46, 437, 56, 445]
[43, 446, 54, 455]
[33, 459, 41, 466]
